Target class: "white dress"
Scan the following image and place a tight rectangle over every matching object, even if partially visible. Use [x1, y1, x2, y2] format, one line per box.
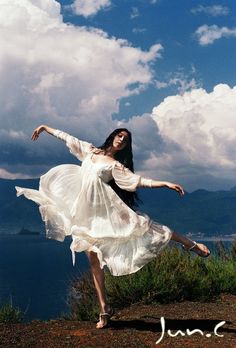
[15, 130, 172, 276]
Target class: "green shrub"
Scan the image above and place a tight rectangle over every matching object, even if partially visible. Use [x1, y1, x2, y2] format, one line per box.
[66, 272, 99, 321]
[67, 241, 236, 320]
[0, 301, 23, 323]
[231, 238, 236, 260]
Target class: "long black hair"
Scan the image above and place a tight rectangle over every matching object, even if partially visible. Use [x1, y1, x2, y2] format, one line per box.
[98, 128, 140, 209]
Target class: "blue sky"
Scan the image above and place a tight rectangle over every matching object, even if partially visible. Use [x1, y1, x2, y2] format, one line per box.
[60, 0, 236, 117]
[0, 0, 236, 191]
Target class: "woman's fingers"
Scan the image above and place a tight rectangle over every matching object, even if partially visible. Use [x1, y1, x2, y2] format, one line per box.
[168, 183, 184, 196]
[31, 126, 44, 141]
[31, 130, 39, 141]
[175, 184, 184, 196]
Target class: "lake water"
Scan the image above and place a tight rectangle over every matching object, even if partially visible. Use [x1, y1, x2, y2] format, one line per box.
[0, 234, 89, 321]
[0, 234, 234, 322]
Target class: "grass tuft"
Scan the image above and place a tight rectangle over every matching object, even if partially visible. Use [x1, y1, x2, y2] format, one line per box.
[0, 300, 24, 323]
[66, 272, 99, 321]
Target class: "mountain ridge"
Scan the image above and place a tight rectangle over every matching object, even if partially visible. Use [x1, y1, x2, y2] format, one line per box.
[0, 178, 236, 237]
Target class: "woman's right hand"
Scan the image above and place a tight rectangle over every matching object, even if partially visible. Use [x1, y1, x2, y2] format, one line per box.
[166, 182, 185, 196]
[31, 125, 46, 141]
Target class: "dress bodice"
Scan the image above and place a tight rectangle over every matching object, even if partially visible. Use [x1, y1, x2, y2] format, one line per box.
[82, 154, 114, 183]
[52, 129, 152, 191]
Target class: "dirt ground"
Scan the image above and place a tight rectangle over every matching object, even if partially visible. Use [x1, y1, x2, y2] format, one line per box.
[0, 294, 235, 348]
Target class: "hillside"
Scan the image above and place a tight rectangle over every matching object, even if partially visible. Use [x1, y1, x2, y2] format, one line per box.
[139, 187, 236, 236]
[0, 178, 43, 233]
[1, 294, 235, 348]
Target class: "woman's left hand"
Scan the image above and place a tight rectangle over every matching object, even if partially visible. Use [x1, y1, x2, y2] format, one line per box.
[166, 183, 184, 196]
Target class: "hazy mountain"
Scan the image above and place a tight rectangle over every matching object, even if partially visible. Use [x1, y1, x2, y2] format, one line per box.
[0, 178, 43, 233]
[1, 178, 236, 237]
[138, 187, 236, 237]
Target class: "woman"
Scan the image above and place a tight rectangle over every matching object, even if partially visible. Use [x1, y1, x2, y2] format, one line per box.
[16, 125, 210, 329]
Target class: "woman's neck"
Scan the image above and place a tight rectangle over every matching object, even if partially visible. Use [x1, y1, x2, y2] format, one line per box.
[103, 147, 118, 158]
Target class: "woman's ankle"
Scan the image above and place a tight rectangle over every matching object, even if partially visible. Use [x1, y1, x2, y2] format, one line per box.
[100, 303, 109, 313]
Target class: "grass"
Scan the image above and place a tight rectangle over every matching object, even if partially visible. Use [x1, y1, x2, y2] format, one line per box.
[66, 273, 100, 321]
[0, 300, 24, 323]
[67, 240, 236, 321]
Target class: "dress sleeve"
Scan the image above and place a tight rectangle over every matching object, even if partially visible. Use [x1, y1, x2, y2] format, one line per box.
[112, 162, 153, 192]
[52, 129, 95, 161]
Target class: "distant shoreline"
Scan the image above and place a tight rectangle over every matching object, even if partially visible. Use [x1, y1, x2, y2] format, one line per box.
[0, 233, 235, 242]
[17, 227, 40, 235]
[192, 236, 235, 242]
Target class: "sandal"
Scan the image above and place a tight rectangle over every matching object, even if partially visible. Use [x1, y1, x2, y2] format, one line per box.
[182, 241, 211, 258]
[96, 307, 114, 329]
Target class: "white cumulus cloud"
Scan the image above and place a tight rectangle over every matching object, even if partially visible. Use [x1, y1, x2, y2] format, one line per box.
[155, 77, 200, 94]
[150, 84, 236, 190]
[191, 5, 229, 17]
[0, 168, 31, 180]
[72, 0, 111, 17]
[155, 68, 201, 94]
[0, 0, 162, 178]
[130, 7, 139, 19]
[195, 25, 236, 45]
[132, 28, 147, 34]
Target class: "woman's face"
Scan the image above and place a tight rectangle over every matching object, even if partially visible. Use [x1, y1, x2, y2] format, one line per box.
[112, 131, 129, 151]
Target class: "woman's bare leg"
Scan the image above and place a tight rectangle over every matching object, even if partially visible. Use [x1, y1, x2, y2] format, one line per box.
[86, 251, 111, 328]
[171, 231, 210, 256]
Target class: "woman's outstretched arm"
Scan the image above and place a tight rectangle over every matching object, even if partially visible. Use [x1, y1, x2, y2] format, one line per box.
[31, 125, 94, 161]
[144, 179, 184, 196]
[112, 162, 184, 196]
[31, 125, 55, 141]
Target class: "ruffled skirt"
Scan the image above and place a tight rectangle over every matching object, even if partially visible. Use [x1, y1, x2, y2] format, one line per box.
[16, 164, 172, 276]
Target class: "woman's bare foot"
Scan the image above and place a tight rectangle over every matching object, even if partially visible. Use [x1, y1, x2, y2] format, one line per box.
[96, 306, 114, 329]
[183, 241, 211, 258]
[96, 313, 110, 329]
